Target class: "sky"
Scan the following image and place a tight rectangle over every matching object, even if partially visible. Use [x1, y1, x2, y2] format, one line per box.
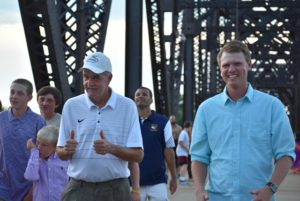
[0, 0, 153, 112]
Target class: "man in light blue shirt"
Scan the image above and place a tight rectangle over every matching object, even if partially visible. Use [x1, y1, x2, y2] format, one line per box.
[190, 40, 295, 201]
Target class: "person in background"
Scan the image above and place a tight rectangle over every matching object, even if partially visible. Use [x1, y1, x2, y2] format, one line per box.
[190, 40, 295, 201]
[24, 125, 69, 201]
[0, 78, 47, 201]
[169, 115, 182, 147]
[37, 86, 63, 127]
[133, 86, 177, 201]
[176, 121, 192, 185]
[169, 115, 182, 177]
[56, 51, 144, 201]
[0, 100, 3, 112]
[292, 134, 300, 174]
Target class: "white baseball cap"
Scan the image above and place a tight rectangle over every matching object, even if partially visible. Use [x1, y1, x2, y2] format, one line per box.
[82, 52, 112, 74]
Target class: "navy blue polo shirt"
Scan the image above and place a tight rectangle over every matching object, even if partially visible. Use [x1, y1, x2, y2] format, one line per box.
[139, 111, 169, 186]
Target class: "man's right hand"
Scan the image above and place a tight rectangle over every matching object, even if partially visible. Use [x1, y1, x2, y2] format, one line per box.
[64, 130, 78, 155]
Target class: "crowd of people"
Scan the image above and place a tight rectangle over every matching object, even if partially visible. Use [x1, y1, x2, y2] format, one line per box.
[0, 40, 299, 201]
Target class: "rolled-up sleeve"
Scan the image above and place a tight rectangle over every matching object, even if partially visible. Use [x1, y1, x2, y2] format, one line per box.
[271, 99, 296, 161]
[190, 105, 211, 164]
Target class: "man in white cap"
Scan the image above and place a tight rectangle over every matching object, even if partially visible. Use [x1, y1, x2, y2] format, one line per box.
[57, 52, 144, 201]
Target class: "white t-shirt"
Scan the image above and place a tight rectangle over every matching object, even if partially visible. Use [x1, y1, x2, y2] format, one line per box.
[176, 130, 190, 157]
[57, 90, 143, 182]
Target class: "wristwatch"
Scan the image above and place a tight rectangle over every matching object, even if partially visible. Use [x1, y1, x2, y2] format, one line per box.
[266, 182, 278, 194]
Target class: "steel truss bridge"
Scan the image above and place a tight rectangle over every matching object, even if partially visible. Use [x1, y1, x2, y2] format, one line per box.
[18, 0, 300, 135]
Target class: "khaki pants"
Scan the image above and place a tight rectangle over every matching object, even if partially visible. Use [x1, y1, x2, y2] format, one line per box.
[62, 178, 131, 201]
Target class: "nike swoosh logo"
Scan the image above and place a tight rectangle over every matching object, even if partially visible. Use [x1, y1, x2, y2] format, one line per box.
[78, 119, 85, 123]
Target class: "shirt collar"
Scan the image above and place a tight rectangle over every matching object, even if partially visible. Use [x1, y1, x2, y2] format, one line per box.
[85, 88, 117, 110]
[140, 111, 154, 122]
[52, 152, 59, 160]
[8, 107, 32, 122]
[221, 83, 254, 105]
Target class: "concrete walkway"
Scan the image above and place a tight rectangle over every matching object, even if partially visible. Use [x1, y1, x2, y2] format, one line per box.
[170, 171, 300, 201]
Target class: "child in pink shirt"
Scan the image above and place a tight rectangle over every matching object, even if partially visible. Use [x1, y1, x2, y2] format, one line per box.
[24, 125, 69, 201]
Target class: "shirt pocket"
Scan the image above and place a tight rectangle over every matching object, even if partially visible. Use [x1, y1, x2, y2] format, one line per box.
[246, 123, 270, 146]
[52, 162, 69, 186]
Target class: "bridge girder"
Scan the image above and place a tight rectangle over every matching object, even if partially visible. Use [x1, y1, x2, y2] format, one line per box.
[19, 0, 300, 134]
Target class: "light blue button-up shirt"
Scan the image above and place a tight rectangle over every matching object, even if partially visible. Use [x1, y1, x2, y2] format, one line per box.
[190, 84, 295, 201]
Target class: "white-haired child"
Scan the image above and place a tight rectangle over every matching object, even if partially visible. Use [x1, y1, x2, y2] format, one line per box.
[24, 125, 69, 201]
